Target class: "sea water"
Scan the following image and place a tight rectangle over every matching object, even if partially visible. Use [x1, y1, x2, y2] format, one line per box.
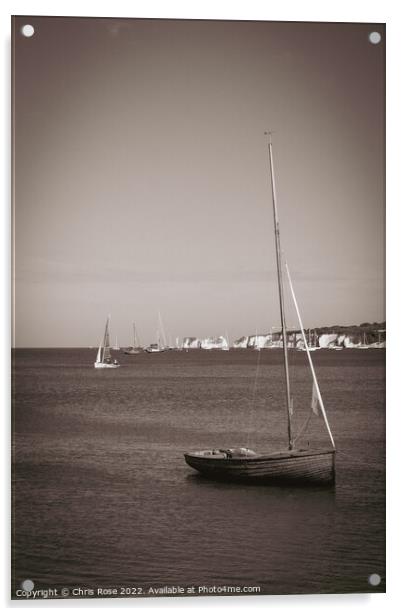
[12, 348, 385, 597]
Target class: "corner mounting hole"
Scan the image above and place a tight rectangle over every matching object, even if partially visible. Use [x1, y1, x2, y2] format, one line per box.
[21, 24, 35, 38]
[21, 579, 35, 591]
[369, 31, 381, 45]
[368, 573, 381, 586]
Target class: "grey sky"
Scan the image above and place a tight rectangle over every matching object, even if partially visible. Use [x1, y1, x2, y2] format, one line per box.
[13, 17, 385, 347]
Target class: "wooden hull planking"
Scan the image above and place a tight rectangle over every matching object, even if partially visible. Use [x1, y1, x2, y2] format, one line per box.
[184, 449, 335, 484]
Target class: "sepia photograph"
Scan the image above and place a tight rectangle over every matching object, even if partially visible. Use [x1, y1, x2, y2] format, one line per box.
[11, 15, 385, 600]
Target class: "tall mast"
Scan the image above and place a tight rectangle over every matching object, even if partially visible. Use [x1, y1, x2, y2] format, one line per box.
[266, 132, 293, 449]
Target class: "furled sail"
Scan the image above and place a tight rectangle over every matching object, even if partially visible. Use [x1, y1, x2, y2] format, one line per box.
[311, 382, 320, 415]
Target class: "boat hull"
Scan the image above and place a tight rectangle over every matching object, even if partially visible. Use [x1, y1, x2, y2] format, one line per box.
[184, 448, 335, 484]
[145, 348, 165, 353]
[94, 362, 119, 369]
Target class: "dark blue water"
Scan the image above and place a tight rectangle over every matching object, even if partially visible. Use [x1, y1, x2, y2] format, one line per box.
[12, 348, 385, 598]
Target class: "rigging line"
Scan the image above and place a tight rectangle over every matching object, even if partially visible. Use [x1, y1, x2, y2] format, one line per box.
[267, 135, 293, 449]
[282, 267, 297, 411]
[293, 410, 314, 445]
[284, 262, 336, 450]
[246, 345, 262, 449]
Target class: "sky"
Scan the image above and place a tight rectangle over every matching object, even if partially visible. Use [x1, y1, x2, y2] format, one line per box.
[13, 17, 385, 347]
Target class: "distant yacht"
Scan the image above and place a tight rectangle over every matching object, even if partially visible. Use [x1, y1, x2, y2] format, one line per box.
[359, 332, 370, 349]
[369, 330, 386, 349]
[145, 329, 166, 353]
[94, 316, 120, 368]
[145, 312, 168, 353]
[112, 335, 120, 351]
[298, 329, 320, 352]
[124, 322, 142, 355]
[174, 336, 183, 351]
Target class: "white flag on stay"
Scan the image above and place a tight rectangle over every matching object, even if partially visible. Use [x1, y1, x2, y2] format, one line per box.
[311, 382, 320, 415]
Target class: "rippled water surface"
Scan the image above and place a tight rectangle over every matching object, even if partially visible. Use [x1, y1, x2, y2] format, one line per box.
[12, 348, 385, 597]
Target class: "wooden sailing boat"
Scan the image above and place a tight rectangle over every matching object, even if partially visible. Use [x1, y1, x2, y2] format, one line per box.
[184, 134, 336, 483]
[124, 322, 142, 354]
[94, 316, 120, 368]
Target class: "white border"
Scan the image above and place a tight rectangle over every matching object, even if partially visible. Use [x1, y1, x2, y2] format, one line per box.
[2, 1, 401, 614]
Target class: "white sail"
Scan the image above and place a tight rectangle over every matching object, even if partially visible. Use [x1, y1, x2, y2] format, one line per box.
[94, 315, 119, 368]
[96, 340, 102, 363]
[102, 317, 111, 360]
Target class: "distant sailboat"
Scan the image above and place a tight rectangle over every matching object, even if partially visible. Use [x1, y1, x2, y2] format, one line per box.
[253, 335, 261, 351]
[175, 336, 183, 351]
[145, 312, 168, 353]
[145, 329, 166, 353]
[253, 329, 264, 351]
[112, 335, 120, 351]
[360, 332, 369, 349]
[94, 316, 120, 368]
[369, 330, 386, 349]
[124, 322, 142, 355]
[184, 133, 335, 483]
[298, 329, 320, 352]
